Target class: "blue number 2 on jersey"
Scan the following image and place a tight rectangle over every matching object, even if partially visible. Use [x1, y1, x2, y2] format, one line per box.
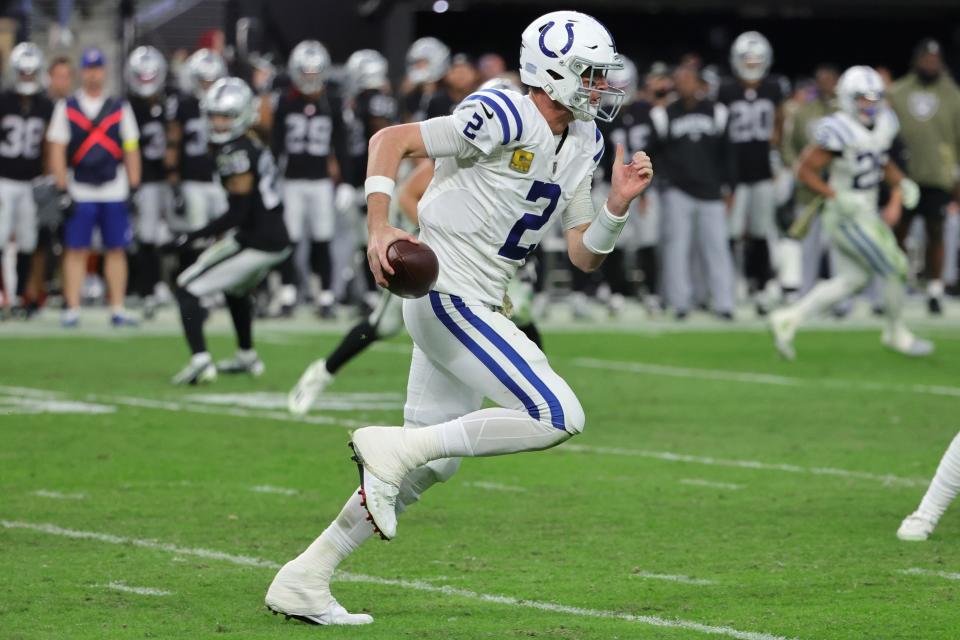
[498, 180, 562, 260]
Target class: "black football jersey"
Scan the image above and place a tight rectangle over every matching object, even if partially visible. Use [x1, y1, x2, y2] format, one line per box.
[601, 99, 655, 181]
[272, 90, 343, 180]
[0, 90, 53, 180]
[425, 90, 457, 119]
[343, 88, 397, 187]
[168, 92, 216, 182]
[716, 75, 789, 184]
[128, 94, 167, 184]
[214, 134, 289, 251]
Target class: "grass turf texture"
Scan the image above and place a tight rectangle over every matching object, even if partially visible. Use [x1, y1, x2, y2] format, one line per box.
[2, 326, 960, 639]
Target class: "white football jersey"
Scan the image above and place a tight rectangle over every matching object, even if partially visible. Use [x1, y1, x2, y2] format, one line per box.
[813, 108, 899, 212]
[418, 88, 604, 306]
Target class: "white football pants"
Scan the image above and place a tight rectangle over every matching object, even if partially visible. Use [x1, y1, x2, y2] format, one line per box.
[0, 178, 37, 252]
[283, 178, 335, 242]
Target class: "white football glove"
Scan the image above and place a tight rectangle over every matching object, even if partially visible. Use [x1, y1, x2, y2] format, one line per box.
[899, 177, 920, 210]
[335, 183, 358, 214]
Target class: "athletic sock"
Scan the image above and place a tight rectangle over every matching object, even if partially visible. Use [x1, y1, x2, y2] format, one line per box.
[882, 277, 907, 337]
[791, 277, 856, 324]
[325, 320, 378, 375]
[310, 241, 332, 292]
[638, 246, 659, 296]
[175, 287, 207, 354]
[137, 243, 160, 299]
[15, 252, 32, 298]
[225, 294, 253, 351]
[279, 247, 297, 285]
[917, 432, 960, 523]
[745, 237, 772, 292]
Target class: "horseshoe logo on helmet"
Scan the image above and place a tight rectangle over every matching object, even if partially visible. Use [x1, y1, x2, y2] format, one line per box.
[538, 21, 575, 59]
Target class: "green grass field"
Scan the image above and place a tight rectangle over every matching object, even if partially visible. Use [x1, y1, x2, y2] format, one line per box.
[3, 314, 960, 639]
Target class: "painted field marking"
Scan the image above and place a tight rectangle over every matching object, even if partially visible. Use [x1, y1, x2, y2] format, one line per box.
[250, 485, 299, 496]
[574, 358, 960, 400]
[462, 481, 527, 493]
[900, 567, 960, 581]
[187, 391, 403, 412]
[679, 479, 744, 491]
[562, 444, 928, 488]
[0, 520, 799, 640]
[31, 490, 86, 500]
[631, 570, 715, 586]
[100, 581, 173, 596]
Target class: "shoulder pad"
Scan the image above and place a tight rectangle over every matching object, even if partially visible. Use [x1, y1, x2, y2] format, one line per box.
[813, 114, 855, 152]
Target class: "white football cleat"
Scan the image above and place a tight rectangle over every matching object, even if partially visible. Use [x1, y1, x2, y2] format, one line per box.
[897, 512, 937, 541]
[288, 359, 333, 416]
[172, 355, 217, 385]
[265, 560, 373, 625]
[882, 329, 934, 357]
[768, 308, 797, 361]
[349, 427, 408, 540]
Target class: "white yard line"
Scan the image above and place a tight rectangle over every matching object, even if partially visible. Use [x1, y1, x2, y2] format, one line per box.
[562, 444, 928, 488]
[679, 479, 744, 491]
[100, 581, 173, 596]
[462, 481, 527, 493]
[899, 567, 960, 581]
[1, 520, 799, 640]
[31, 490, 86, 500]
[631, 570, 715, 586]
[250, 485, 299, 496]
[574, 358, 960, 399]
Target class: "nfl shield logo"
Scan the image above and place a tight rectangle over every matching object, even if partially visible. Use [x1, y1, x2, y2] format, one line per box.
[908, 91, 939, 122]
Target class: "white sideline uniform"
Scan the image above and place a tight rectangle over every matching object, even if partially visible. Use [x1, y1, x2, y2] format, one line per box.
[0, 178, 38, 252]
[405, 88, 599, 438]
[283, 178, 336, 242]
[134, 182, 174, 244]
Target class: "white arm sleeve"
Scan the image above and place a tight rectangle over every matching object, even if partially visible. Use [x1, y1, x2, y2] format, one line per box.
[561, 173, 595, 230]
[419, 116, 481, 159]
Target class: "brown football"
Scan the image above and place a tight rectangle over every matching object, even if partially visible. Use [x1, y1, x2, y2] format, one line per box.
[384, 239, 439, 299]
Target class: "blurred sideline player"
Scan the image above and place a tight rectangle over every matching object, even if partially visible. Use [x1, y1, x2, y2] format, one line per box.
[898, 431, 960, 541]
[0, 43, 53, 315]
[424, 53, 479, 118]
[341, 49, 397, 303]
[266, 11, 652, 624]
[126, 46, 171, 320]
[719, 31, 789, 314]
[401, 37, 449, 122]
[288, 77, 544, 416]
[166, 78, 290, 384]
[769, 66, 932, 359]
[266, 40, 344, 317]
[166, 48, 228, 272]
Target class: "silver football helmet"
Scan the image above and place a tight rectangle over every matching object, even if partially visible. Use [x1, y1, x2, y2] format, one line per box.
[345, 49, 388, 96]
[126, 46, 167, 98]
[186, 48, 227, 98]
[289, 40, 330, 95]
[202, 77, 256, 144]
[406, 37, 450, 84]
[10, 42, 44, 95]
[838, 65, 886, 126]
[730, 31, 772, 82]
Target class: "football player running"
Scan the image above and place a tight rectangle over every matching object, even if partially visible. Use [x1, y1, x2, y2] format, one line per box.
[166, 78, 290, 384]
[769, 66, 932, 359]
[898, 431, 960, 541]
[266, 11, 652, 625]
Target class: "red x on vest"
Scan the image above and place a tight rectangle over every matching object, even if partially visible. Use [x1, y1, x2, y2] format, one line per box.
[67, 106, 124, 166]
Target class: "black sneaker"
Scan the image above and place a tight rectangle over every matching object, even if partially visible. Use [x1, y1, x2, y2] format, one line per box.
[928, 296, 943, 316]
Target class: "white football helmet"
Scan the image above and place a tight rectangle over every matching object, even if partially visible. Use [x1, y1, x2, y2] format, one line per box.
[126, 46, 167, 98]
[606, 55, 637, 105]
[838, 65, 886, 126]
[289, 40, 330, 95]
[479, 75, 524, 95]
[186, 48, 227, 98]
[406, 37, 450, 84]
[730, 31, 772, 82]
[10, 42, 44, 95]
[519, 10, 625, 122]
[202, 77, 256, 144]
[345, 49, 388, 96]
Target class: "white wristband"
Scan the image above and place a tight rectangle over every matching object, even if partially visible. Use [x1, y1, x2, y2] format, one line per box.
[582, 204, 629, 255]
[364, 176, 396, 200]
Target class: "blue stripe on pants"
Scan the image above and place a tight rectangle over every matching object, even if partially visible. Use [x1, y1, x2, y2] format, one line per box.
[848, 222, 895, 275]
[449, 294, 566, 430]
[839, 223, 889, 276]
[429, 291, 540, 421]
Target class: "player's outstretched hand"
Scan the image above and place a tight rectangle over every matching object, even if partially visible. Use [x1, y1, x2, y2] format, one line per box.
[367, 223, 420, 288]
[607, 144, 653, 215]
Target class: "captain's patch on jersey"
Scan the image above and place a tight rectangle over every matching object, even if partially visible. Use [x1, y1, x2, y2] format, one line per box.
[509, 149, 534, 174]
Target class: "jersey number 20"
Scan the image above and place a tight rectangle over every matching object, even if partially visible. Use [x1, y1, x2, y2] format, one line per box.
[498, 180, 561, 260]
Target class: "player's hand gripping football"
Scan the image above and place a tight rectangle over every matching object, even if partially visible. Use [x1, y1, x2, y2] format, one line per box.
[607, 144, 653, 216]
[367, 222, 420, 288]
